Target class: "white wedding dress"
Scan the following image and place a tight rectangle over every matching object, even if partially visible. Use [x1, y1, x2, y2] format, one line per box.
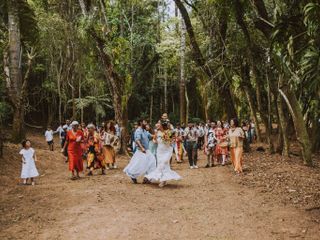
[123, 150, 156, 179]
[145, 131, 181, 182]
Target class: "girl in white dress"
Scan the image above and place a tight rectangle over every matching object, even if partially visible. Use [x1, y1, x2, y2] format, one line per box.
[20, 140, 39, 185]
[145, 120, 181, 187]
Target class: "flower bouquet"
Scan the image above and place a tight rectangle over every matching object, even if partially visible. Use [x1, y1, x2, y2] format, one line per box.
[161, 129, 174, 145]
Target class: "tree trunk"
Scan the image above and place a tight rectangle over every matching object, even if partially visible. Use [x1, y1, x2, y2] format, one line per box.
[57, 50, 63, 124]
[164, 67, 168, 113]
[185, 86, 189, 124]
[311, 117, 320, 153]
[221, 84, 237, 120]
[310, 93, 320, 153]
[279, 85, 312, 165]
[276, 76, 290, 156]
[77, 0, 129, 153]
[12, 107, 25, 142]
[234, 0, 273, 146]
[250, 0, 272, 38]
[7, 0, 25, 142]
[266, 62, 275, 154]
[241, 63, 262, 142]
[149, 68, 156, 124]
[179, 17, 186, 125]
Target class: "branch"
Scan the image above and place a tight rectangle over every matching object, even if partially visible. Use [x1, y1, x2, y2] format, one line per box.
[278, 89, 295, 119]
[21, 47, 36, 98]
[174, 0, 213, 79]
[78, 0, 88, 16]
[249, 0, 273, 38]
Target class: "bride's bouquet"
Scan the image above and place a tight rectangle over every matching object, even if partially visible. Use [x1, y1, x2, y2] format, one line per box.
[161, 129, 174, 145]
[159, 119, 174, 145]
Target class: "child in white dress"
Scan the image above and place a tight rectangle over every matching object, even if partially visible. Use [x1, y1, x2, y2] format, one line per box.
[20, 140, 39, 185]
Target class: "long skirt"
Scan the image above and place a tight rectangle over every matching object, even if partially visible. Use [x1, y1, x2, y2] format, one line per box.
[68, 147, 83, 172]
[21, 158, 39, 179]
[103, 145, 115, 164]
[87, 152, 106, 169]
[174, 141, 184, 162]
[230, 147, 243, 173]
[149, 141, 157, 159]
[215, 143, 228, 156]
[123, 150, 156, 179]
[145, 143, 181, 182]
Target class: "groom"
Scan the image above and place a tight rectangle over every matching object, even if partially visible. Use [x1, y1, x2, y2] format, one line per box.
[123, 119, 156, 183]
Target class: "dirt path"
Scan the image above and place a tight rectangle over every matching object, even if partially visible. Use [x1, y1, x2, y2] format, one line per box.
[0, 135, 319, 240]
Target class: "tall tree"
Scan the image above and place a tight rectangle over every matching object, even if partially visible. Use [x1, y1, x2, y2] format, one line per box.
[174, 0, 237, 120]
[179, 16, 187, 124]
[5, 0, 37, 142]
[78, 0, 131, 153]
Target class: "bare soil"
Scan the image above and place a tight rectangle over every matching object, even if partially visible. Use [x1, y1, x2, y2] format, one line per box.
[0, 133, 319, 240]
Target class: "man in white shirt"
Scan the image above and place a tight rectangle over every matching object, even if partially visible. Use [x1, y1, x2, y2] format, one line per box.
[45, 126, 54, 151]
[63, 119, 72, 131]
[54, 123, 64, 145]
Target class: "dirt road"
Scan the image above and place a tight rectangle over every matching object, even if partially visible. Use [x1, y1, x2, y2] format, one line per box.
[0, 135, 319, 240]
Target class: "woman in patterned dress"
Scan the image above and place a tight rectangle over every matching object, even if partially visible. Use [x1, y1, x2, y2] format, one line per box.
[214, 120, 228, 165]
[102, 121, 118, 169]
[86, 124, 106, 176]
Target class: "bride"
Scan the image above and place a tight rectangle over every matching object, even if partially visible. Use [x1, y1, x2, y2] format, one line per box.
[145, 119, 181, 187]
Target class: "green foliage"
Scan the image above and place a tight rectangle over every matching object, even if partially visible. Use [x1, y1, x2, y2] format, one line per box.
[0, 102, 11, 123]
[0, 0, 319, 132]
[0, 0, 39, 44]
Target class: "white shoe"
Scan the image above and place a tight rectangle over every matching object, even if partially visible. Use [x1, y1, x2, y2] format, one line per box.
[193, 165, 199, 169]
[190, 166, 194, 169]
[113, 165, 118, 169]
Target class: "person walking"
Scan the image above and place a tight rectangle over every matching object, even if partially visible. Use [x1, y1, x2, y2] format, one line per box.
[204, 122, 216, 168]
[228, 119, 245, 174]
[62, 121, 84, 180]
[184, 123, 199, 169]
[102, 121, 118, 169]
[45, 126, 54, 151]
[145, 119, 181, 187]
[123, 119, 156, 184]
[215, 121, 228, 166]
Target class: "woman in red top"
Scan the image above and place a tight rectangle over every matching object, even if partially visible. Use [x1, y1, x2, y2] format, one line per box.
[214, 120, 228, 165]
[62, 121, 84, 180]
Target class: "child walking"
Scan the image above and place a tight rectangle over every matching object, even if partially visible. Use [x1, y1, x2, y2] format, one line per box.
[20, 140, 39, 185]
[45, 126, 54, 151]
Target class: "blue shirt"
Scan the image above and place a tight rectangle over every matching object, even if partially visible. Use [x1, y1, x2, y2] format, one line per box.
[135, 127, 151, 150]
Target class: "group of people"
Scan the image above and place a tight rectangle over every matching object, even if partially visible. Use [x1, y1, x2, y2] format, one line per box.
[58, 120, 120, 180]
[123, 114, 251, 187]
[19, 113, 254, 186]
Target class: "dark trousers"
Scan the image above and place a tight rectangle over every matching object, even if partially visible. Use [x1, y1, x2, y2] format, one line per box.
[186, 141, 198, 166]
[198, 136, 204, 149]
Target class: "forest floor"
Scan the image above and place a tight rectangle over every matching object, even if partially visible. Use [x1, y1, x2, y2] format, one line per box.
[0, 132, 319, 240]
